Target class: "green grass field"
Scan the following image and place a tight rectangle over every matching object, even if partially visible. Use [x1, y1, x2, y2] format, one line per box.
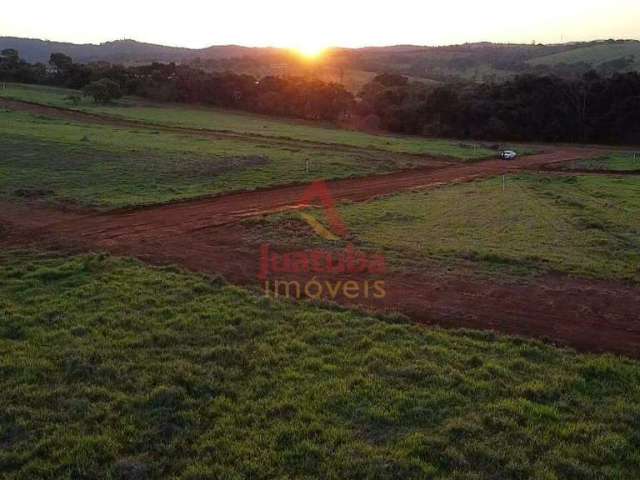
[528, 42, 640, 68]
[562, 153, 640, 172]
[1, 251, 639, 479]
[259, 174, 640, 281]
[0, 109, 432, 209]
[2, 79, 639, 479]
[0, 83, 494, 160]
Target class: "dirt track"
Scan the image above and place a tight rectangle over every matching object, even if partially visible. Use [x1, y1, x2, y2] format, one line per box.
[2, 97, 639, 356]
[5, 143, 640, 357]
[11, 147, 601, 236]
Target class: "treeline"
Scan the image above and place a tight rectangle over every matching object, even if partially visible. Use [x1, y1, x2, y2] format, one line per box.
[348, 40, 638, 83]
[358, 72, 640, 144]
[0, 49, 353, 121]
[2, 48, 640, 144]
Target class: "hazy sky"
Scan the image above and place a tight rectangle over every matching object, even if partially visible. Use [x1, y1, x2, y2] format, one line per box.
[2, 0, 639, 51]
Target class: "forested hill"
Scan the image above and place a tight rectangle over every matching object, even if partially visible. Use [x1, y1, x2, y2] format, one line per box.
[0, 37, 269, 64]
[1, 36, 639, 82]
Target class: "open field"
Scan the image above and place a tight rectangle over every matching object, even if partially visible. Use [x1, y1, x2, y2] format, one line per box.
[553, 153, 640, 173]
[1, 251, 639, 479]
[4, 147, 640, 357]
[2, 78, 640, 479]
[0, 109, 445, 208]
[326, 174, 640, 281]
[528, 42, 640, 68]
[0, 83, 494, 159]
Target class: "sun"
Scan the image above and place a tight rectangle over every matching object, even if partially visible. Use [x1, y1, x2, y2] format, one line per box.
[293, 42, 328, 60]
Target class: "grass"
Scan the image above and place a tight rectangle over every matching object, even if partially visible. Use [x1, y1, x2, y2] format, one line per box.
[315, 68, 439, 94]
[1, 250, 639, 479]
[561, 153, 640, 172]
[0, 109, 431, 209]
[528, 42, 640, 68]
[0, 83, 494, 160]
[259, 174, 640, 281]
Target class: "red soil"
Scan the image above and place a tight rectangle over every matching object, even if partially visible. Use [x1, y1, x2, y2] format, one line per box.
[3, 144, 639, 357]
[2, 96, 638, 355]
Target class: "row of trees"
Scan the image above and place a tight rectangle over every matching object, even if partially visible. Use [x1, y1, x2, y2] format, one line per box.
[0, 50, 354, 120]
[358, 72, 640, 144]
[2, 48, 639, 143]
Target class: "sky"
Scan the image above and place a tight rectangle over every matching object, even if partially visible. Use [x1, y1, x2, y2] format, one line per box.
[2, 0, 639, 52]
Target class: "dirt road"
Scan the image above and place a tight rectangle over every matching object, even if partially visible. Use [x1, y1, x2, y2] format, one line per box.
[4, 147, 597, 240]
[2, 96, 638, 356]
[5, 144, 639, 357]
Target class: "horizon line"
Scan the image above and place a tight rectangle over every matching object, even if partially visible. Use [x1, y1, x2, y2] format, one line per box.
[3, 34, 640, 52]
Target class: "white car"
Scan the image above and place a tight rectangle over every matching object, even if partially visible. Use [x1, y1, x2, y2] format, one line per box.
[499, 150, 518, 160]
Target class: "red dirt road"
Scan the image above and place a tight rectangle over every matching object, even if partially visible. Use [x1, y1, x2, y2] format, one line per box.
[11, 147, 600, 241]
[3, 146, 639, 357]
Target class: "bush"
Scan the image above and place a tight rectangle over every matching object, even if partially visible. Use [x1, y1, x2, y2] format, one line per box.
[82, 78, 122, 104]
[65, 94, 82, 106]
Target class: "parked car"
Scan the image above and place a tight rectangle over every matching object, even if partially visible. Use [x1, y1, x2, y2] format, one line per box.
[499, 150, 518, 160]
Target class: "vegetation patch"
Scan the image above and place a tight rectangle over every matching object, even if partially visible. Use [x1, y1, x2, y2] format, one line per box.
[258, 174, 640, 281]
[560, 153, 640, 172]
[173, 155, 270, 177]
[0, 251, 639, 478]
[1, 83, 494, 160]
[0, 110, 433, 208]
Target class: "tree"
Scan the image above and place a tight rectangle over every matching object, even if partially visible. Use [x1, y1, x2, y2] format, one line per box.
[82, 78, 122, 104]
[49, 53, 73, 72]
[372, 73, 409, 88]
[1, 49, 20, 66]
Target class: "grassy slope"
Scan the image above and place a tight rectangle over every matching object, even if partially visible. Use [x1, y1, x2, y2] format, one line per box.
[0, 83, 493, 160]
[315, 69, 439, 93]
[1, 251, 639, 479]
[564, 153, 640, 172]
[528, 43, 640, 67]
[0, 110, 428, 209]
[261, 174, 640, 281]
[339, 174, 640, 281]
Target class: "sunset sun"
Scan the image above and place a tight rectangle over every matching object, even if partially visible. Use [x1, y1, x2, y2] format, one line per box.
[293, 42, 327, 59]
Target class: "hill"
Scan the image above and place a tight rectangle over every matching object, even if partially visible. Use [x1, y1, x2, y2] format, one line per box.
[1, 36, 639, 83]
[340, 40, 640, 81]
[528, 40, 640, 69]
[0, 37, 263, 64]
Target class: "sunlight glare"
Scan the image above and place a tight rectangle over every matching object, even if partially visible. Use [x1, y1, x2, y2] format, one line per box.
[293, 42, 327, 59]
